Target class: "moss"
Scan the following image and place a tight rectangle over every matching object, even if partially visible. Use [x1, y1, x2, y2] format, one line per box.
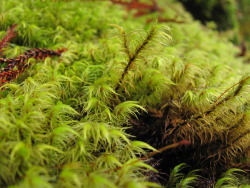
[0, 0, 249, 187]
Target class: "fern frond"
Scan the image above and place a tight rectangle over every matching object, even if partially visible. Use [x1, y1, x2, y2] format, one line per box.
[215, 168, 247, 188]
[167, 163, 187, 188]
[167, 163, 199, 188]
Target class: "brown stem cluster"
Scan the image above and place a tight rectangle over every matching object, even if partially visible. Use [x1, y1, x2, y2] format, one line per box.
[0, 48, 67, 86]
[111, 0, 161, 17]
[0, 25, 17, 56]
[110, 0, 185, 23]
[115, 26, 156, 92]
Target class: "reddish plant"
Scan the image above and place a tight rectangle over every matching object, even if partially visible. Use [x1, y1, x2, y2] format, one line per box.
[0, 24, 67, 86]
[111, 0, 162, 17]
[0, 25, 17, 56]
[0, 48, 67, 86]
[110, 0, 185, 23]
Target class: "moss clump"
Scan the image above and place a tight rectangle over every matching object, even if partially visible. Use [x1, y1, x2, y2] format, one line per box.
[0, 0, 249, 187]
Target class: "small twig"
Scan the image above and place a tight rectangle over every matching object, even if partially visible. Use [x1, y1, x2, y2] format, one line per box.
[221, 130, 250, 152]
[115, 27, 156, 92]
[0, 24, 17, 56]
[236, 42, 247, 57]
[111, 0, 162, 17]
[0, 48, 67, 86]
[141, 140, 191, 160]
[147, 17, 185, 24]
[104, 140, 191, 173]
[212, 76, 250, 107]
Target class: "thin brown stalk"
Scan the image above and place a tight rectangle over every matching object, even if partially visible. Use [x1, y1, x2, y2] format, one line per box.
[0, 48, 67, 86]
[147, 17, 185, 24]
[115, 27, 156, 91]
[212, 76, 250, 107]
[0, 24, 17, 56]
[104, 140, 191, 173]
[221, 130, 250, 152]
[141, 140, 191, 160]
[111, 0, 161, 13]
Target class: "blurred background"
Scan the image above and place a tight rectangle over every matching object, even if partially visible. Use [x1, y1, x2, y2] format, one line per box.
[178, 0, 250, 60]
[238, 0, 250, 45]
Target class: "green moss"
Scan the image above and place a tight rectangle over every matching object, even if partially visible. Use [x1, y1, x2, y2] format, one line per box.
[0, 0, 249, 187]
